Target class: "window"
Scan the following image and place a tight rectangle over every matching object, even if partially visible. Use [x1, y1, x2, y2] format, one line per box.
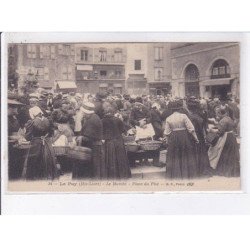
[99, 49, 107, 62]
[62, 66, 73, 80]
[39, 45, 51, 58]
[50, 46, 56, 59]
[154, 47, 163, 60]
[58, 44, 72, 56]
[100, 70, 107, 77]
[154, 68, 163, 81]
[58, 44, 63, 55]
[115, 70, 122, 78]
[211, 59, 230, 79]
[27, 45, 36, 59]
[134, 60, 141, 70]
[185, 64, 199, 82]
[185, 64, 200, 97]
[81, 50, 88, 61]
[114, 87, 122, 94]
[114, 50, 122, 62]
[64, 45, 71, 55]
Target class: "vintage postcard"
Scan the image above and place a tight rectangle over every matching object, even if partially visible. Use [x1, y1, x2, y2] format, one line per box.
[2, 33, 241, 193]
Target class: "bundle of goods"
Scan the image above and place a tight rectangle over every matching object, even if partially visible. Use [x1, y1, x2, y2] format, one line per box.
[67, 146, 92, 161]
[125, 142, 139, 152]
[139, 140, 162, 151]
[53, 146, 70, 156]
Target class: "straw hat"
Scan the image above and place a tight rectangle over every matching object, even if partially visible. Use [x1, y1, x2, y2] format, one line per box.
[82, 101, 95, 114]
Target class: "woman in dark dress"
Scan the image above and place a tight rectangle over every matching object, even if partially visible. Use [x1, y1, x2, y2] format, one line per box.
[187, 99, 212, 177]
[164, 100, 199, 179]
[208, 107, 240, 177]
[102, 106, 131, 179]
[23, 107, 57, 180]
[77, 102, 105, 179]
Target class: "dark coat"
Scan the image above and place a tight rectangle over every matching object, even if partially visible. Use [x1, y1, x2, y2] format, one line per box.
[81, 113, 105, 179]
[102, 115, 125, 140]
[150, 109, 163, 139]
[130, 106, 151, 126]
[94, 100, 104, 119]
[24, 117, 57, 180]
[81, 113, 103, 142]
[102, 114, 131, 179]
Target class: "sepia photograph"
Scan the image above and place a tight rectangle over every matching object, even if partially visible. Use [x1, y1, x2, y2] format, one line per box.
[3, 34, 241, 192]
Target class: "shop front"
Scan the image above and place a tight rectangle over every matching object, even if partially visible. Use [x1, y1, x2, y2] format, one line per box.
[201, 78, 234, 99]
[126, 74, 147, 95]
[148, 82, 171, 96]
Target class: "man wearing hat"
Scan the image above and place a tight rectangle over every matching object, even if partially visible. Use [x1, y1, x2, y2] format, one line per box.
[93, 92, 106, 119]
[76, 101, 105, 179]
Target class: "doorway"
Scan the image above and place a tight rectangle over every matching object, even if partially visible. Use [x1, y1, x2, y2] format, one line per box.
[211, 84, 231, 99]
[184, 64, 200, 97]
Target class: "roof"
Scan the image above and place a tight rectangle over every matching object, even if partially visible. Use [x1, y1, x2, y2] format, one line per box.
[55, 81, 77, 89]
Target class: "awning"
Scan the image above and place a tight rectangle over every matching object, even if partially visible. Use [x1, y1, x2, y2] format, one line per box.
[201, 78, 233, 86]
[55, 81, 77, 89]
[77, 65, 93, 71]
[99, 83, 108, 87]
[113, 83, 122, 87]
[39, 81, 52, 89]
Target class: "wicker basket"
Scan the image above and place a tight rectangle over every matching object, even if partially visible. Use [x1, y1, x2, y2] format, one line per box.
[53, 146, 70, 156]
[123, 135, 135, 143]
[139, 140, 162, 151]
[67, 146, 92, 161]
[125, 142, 139, 152]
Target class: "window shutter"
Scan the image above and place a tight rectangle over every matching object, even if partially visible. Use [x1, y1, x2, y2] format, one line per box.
[160, 48, 163, 59]
[154, 48, 158, 60]
[32, 45, 37, 59]
[40, 45, 44, 59]
[50, 45, 55, 59]
[27, 45, 32, 58]
[88, 49, 92, 61]
[70, 45, 75, 56]
[58, 44, 63, 55]
[76, 48, 81, 61]
[68, 66, 73, 79]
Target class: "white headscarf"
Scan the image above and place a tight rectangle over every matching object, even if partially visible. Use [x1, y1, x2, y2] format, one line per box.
[29, 106, 43, 119]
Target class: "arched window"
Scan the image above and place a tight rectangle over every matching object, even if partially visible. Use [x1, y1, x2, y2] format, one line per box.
[184, 64, 200, 97]
[185, 64, 199, 82]
[211, 59, 230, 79]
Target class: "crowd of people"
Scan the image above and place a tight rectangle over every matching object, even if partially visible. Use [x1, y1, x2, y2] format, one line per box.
[8, 87, 240, 180]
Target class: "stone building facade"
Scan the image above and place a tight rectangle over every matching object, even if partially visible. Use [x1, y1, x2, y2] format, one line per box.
[125, 44, 148, 95]
[171, 42, 240, 99]
[75, 44, 126, 94]
[147, 43, 172, 95]
[8, 43, 76, 91]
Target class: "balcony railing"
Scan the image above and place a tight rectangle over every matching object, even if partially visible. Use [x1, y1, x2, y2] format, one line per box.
[76, 75, 125, 81]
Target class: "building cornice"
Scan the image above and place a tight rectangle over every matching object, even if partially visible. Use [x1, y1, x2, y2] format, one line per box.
[171, 43, 239, 59]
